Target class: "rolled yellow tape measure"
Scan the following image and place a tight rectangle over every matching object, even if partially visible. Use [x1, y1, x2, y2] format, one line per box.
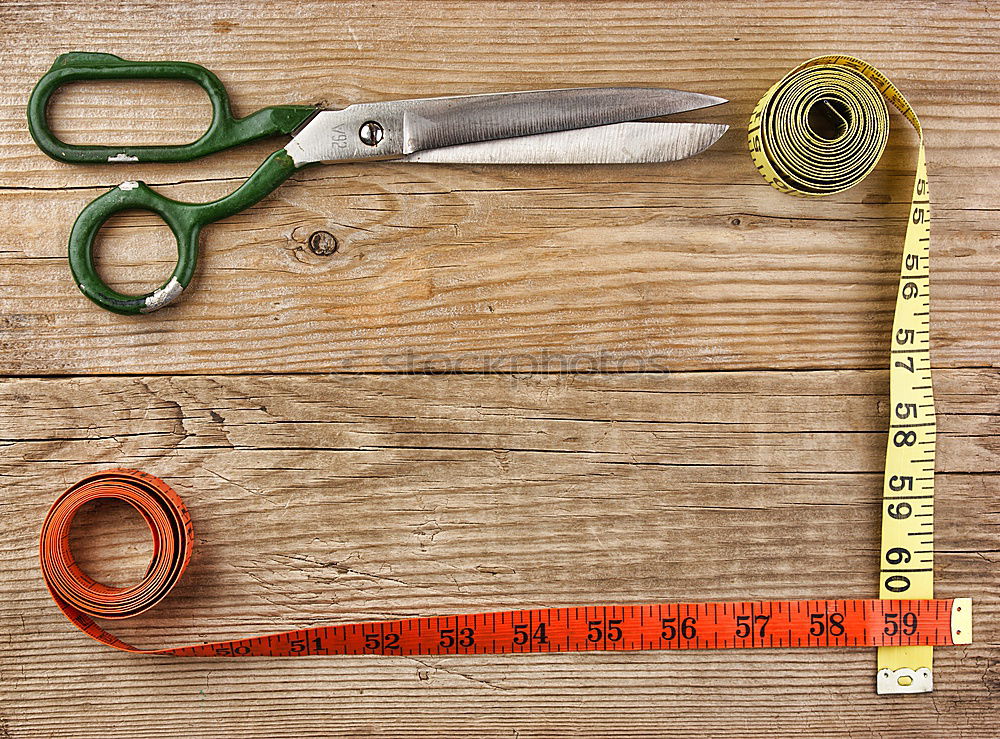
[750, 56, 936, 694]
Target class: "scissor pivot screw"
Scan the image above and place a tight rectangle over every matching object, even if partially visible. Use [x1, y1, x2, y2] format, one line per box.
[359, 121, 384, 147]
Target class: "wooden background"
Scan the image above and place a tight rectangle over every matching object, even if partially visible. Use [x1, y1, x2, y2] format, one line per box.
[1, 1, 998, 736]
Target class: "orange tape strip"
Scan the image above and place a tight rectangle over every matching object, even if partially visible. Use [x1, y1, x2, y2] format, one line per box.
[41, 470, 967, 656]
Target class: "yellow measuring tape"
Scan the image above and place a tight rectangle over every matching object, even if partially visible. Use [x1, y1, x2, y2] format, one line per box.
[750, 56, 936, 694]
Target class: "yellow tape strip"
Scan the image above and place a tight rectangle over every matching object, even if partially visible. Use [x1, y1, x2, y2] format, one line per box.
[749, 56, 935, 694]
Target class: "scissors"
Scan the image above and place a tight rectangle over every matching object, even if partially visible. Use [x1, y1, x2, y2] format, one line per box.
[28, 52, 728, 315]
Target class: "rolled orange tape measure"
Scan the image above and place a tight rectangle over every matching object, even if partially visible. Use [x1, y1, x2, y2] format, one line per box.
[41, 470, 971, 657]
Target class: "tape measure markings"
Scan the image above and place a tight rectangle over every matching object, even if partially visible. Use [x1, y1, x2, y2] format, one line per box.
[177, 598, 969, 658]
[749, 55, 937, 693]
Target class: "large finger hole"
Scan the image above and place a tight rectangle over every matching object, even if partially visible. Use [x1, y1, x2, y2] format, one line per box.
[48, 79, 212, 147]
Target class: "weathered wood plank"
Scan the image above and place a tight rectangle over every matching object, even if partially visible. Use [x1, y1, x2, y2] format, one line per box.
[0, 0, 997, 374]
[2, 2, 998, 737]
[1, 369, 997, 736]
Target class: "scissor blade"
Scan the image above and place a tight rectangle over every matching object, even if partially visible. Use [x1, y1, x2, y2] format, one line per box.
[402, 122, 728, 165]
[402, 87, 726, 154]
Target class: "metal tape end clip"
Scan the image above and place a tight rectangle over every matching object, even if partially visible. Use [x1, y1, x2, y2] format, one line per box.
[951, 598, 972, 645]
[877, 666, 933, 694]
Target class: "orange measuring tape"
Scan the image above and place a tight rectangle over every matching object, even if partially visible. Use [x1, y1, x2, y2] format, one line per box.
[41, 470, 972, 657]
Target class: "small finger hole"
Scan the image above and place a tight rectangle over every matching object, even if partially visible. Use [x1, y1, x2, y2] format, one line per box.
[94, 209, 177, 296]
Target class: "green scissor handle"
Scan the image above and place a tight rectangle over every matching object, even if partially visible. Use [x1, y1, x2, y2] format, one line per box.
[28, 52, 322, 313]
[28, 52, 317, 163]
[69, 150, 303, 314]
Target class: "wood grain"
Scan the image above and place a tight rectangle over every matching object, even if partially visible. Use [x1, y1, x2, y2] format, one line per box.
[1, 0, 998, 374]
[2, 370, 998, 737]
[1, 1, 998, 737]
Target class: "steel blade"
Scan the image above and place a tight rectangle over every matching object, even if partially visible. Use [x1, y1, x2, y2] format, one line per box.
[285, 88, 727, 166]
[402, 87, 726, 154]
[401, 122, 728, 165]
